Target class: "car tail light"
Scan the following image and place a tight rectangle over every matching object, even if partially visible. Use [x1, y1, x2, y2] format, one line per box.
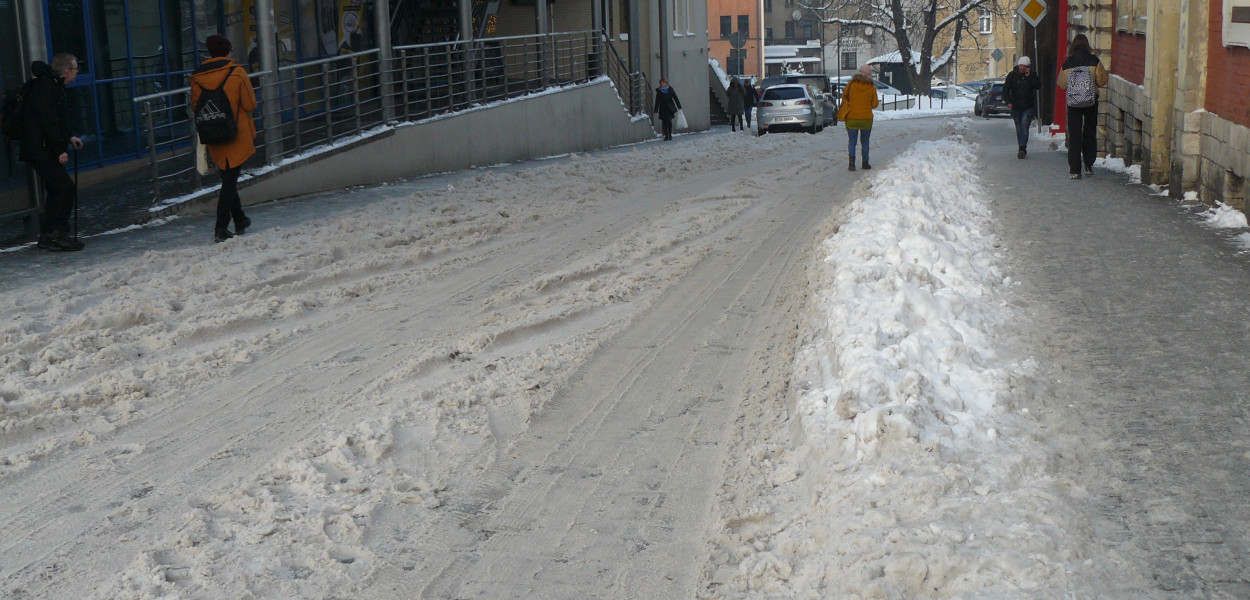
[796, 99, 812, 105]
[759, 101, 773, 107]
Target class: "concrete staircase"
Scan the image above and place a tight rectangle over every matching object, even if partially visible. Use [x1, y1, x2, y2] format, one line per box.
[708, 89, 730, 126]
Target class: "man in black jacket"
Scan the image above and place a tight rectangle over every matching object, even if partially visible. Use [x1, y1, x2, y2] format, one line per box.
[19, 54, 85, 251]
[1002, 56, 1041, 159]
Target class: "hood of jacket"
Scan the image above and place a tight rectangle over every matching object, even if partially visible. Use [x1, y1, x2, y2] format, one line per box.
[30, 61, 59, 82]
[190, 58, 241, 88]
[850, 73, 873, 85]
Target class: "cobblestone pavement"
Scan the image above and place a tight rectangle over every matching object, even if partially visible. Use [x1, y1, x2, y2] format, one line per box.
[976, 118, 1250, 599]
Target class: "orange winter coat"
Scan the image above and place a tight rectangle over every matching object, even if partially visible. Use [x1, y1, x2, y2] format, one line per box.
[836, 75, 880, 122]
[189, 58, 257, 170]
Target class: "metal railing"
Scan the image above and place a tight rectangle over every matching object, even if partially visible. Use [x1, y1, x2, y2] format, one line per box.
[135, 30, 624, 204]
[602, 39, 652, 117]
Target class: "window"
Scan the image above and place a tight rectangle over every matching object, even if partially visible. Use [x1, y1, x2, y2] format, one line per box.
[979, 10, 992, 34]
[1223, 0, 1250, 46]
[766, 27, 773, 42]
[785, 21, 795, 39]
[1013, 15, 1019, 33]
[739, 15, 750, 35]
[720, 16, 731, 38]
[841, 51, 856, 70]
[842, 23, 856, 37]
[803, 20, 813, 39]
[1118, 0, 1148, 33]
[764, 0, 771, 12]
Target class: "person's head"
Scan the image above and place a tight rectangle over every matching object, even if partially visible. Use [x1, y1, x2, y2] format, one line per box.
[659, 78, 668, 87]
[50, 53, 78, 85]
[1069, 34, 1091, 56]
[858, 64, 872, 78]
[206, 34, 233, 58]
[731, 76, 740, 86]
[1017, 55, 1031, 73]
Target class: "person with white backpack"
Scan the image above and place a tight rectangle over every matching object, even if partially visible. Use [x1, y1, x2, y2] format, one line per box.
[1057, 34, 1108, 179]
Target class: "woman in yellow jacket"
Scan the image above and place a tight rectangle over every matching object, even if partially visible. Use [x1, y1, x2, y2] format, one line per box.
[190, 35, 257, 243]
[836, 65, 880, 171]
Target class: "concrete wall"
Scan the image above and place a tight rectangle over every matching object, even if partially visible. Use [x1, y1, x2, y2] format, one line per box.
[158, 79, 656, 218]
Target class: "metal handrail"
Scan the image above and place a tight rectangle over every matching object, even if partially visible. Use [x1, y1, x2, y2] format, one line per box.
[134, 32, 601, 204]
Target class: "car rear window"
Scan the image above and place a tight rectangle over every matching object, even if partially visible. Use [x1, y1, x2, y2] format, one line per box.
[762, 87, 806, 100]
[990, 84, 1003, 93]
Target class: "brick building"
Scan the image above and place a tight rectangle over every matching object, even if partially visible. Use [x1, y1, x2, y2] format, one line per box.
[1101, 0, 1250, 208]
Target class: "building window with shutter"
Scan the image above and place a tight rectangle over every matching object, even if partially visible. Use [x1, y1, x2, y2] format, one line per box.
[721, 16, 731, 38]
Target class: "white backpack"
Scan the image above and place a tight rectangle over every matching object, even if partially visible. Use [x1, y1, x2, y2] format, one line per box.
[1066, 66, 1096, 108]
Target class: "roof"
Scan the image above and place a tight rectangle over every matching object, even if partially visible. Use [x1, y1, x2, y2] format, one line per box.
[866, 50, 951, 70]
[764, 56, 822, 64]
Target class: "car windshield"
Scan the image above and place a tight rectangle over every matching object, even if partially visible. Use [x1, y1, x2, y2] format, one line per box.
[763, 87, 806, 100]
[990, 84, 1003, 93]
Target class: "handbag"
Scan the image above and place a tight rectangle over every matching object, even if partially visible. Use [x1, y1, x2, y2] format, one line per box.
[674, 109, 688, 130]
[195, 136, 211, 175]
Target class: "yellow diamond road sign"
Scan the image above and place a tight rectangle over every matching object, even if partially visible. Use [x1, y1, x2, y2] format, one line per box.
[1017, 0, 1047, 27]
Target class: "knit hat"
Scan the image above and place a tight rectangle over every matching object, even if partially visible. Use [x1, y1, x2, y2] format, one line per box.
[1017, 56, 1031, 66]
[206, 35, 232, 58]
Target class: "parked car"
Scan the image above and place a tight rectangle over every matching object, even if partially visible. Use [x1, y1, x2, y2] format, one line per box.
[974, 81, 1009, 117]
[832, 75, 904, 100]
[759, 74, 835, 126]
[930, 84, 976, 99]
[756, 84, 823, 135]
[960, 78, 998, 94]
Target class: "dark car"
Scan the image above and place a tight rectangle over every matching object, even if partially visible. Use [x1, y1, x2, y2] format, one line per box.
[974, 81, 1008, 117]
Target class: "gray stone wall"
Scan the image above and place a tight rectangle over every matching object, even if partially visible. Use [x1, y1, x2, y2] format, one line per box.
[1197, 113, 1250, 210]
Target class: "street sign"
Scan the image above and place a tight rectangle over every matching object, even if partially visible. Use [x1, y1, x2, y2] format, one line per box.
[729, 31, 747, 49]
[991, 48, 1004, 62]
[1017, 0, 1047, 27]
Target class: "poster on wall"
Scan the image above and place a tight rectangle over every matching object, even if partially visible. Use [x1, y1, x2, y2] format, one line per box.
[338, 0, 365, 54]
[317, 0, 339, 57]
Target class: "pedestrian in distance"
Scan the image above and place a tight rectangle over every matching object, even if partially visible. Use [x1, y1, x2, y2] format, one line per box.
[1057, 33, 1108, 179]
[835, 65, 879, 171]
[726, 77, 746, 132]
[1003, 55, 1041, 159]
[743, 78, 759, 128]
[653, 78, 682, 141]
[15, 54, 85, 251]
[190, 34, 257, 243]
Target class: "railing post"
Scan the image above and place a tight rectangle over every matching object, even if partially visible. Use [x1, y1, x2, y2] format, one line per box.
[144, 101, 160, 202]
[401, 51, 410, 121]
[352, 54, 362, 134]
[256, 0, 282, 165]
[375, 0, 395, 122]
[425, 47, 433, 116]
[293, 70, 304, 154]
[322, 62, 333, 141]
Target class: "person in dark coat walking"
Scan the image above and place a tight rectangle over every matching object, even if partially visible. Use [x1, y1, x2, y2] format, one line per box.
[1057, 34, 1108, 179]
[743, 79, 759, 128]
[1002, 56, 1041, 159]
[18, 54, 85, 251]
[653, 79, 682, 141]
[726, 77, 746, 132]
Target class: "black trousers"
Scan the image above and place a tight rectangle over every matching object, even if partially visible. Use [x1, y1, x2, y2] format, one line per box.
[28, 159, 75, 235]
[661, 118, 673, 139]
[216, 165, 247, 232]
[1067, 105, 1099, 174]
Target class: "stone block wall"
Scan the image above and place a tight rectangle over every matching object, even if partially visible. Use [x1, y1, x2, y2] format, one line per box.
[1104, 75, 1151, 172]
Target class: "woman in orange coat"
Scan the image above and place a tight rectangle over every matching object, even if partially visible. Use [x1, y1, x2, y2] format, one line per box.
[835, 65, 880, 171]
[190, 34, 257, 243]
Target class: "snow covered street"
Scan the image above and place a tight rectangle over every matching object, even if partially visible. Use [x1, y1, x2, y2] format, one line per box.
[3, 115, 1250, 599]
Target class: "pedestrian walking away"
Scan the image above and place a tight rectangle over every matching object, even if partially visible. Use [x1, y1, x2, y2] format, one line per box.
[653, 79, 683, 141]
[15, 54, 85, 251]
[190, 34, 257, 243]
[1003, 56, 1041, 159]
[743, 79, 759, 128]
[726, 77, 746, 132]
[835, 65, 879, 171]
[1057, 33, 1108, 179]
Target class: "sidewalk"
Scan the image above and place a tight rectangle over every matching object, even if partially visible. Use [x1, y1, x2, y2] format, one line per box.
[976, 118, 1250, 598]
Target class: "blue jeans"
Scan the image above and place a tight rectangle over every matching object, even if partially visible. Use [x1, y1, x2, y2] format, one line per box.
[848, 128, 871, 163]
[1012, 108, 1034, 150]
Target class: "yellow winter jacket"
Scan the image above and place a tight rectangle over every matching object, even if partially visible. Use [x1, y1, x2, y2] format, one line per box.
[836, 76, 879, 122]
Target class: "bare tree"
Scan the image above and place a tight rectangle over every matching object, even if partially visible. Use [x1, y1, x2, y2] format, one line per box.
[799, 0, 1007, 94]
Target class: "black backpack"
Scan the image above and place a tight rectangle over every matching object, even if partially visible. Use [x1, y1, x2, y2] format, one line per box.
[1, 82, 30, 141]
[193, 66, 237, 144]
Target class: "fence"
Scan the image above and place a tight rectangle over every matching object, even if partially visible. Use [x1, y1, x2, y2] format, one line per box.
[135, 30, 636, 203]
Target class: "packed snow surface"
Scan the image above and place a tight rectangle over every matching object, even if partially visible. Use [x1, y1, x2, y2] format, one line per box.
[2, 117, 1143, 599]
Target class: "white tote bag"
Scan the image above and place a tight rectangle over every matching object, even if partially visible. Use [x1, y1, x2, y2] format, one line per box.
[195, 137, 211, 176]
[674, 109, 688, 130]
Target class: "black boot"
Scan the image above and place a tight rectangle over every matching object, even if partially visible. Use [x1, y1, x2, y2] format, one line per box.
[214, 229, 234, 243]
[862, 158, 872, 170]
[848, 156, 856, 172]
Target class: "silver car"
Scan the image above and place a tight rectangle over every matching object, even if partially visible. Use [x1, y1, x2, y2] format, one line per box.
[756, 84, 822, 135]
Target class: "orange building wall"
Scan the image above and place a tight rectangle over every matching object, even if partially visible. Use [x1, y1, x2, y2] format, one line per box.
[708, 0, 763, 77]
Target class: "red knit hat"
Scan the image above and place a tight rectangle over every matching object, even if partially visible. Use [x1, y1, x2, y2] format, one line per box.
[206, 35, 232, 58]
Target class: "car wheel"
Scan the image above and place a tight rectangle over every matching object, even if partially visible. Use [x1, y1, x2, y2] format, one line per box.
[758, 127, 766, 136]
[974, 104, 982, 116]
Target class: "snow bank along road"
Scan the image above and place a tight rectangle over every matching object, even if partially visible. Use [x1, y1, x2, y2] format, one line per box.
[7, 115, 1240, 599]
